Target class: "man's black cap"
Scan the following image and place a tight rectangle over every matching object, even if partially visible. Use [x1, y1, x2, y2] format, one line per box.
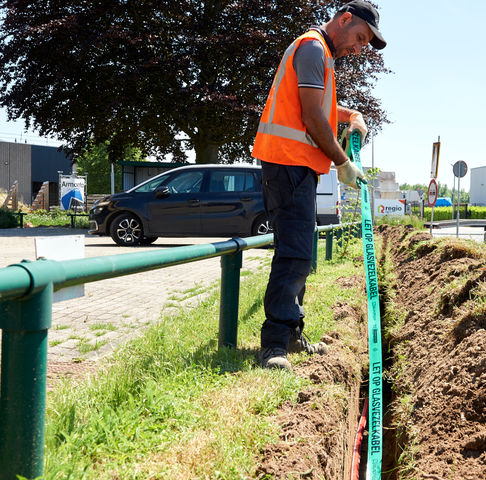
[339, 0, 387, 50]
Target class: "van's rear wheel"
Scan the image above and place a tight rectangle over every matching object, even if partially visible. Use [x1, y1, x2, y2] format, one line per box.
[252, 214, 272, 236]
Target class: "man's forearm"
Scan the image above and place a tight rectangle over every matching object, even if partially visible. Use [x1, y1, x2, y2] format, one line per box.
[302, 108, 349, 166]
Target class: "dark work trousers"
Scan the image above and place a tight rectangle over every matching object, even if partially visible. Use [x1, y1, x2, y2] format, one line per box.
[260, 161, 317, 350]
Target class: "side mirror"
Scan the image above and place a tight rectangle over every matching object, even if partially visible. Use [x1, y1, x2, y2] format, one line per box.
[154, 185, 170, 199]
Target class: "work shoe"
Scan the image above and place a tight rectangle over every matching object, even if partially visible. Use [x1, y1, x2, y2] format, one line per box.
[288, 331, 328, 355]
[259, 347, 292, 370]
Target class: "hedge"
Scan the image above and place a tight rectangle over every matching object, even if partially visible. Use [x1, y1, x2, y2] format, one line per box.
[0, 209, 19, 228]
[424, 206, 486, 221]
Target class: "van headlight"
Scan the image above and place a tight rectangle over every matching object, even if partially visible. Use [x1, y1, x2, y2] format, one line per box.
[92, 201, 110, 215]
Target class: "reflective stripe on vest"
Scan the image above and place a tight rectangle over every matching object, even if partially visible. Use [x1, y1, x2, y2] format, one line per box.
[322, 56, 335, 121]
[257, 122, 318, 148]
[262, 37, 335, 145]
[268, 41, 298, 123]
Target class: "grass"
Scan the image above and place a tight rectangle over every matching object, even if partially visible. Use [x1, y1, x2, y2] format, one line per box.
[77, 338, 108, 354]
[24, 208, 90, 229]
[43, 239, 366, 479]
[374, 215, 425, 229]
[88, 322, 117, 332]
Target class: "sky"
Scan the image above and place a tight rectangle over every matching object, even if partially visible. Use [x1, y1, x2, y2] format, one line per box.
[359, 0, 485, 192]
[0, 0, 484, 191]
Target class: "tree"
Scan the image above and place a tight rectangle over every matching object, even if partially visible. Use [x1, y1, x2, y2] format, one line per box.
[76, 143, 145, 194]
[0, 0, 390, 164]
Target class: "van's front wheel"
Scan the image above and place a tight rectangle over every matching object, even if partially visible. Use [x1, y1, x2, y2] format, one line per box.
[110, 213, 144, 246]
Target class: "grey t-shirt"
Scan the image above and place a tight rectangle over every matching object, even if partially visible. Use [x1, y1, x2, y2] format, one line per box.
[293, 39, 325, 90]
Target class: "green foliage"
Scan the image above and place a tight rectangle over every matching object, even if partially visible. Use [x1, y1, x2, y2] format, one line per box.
[43, 240, 365, 479]
[25, 209, 89, 228]
[374, 215, 424, 229]
[400, 182, 469, 203]
[0, 208, 18, 228]
[423, 206, 486, 221]
[0, 1, 390, 164]
[76, 142, 146, 194]
[468, 206, 486, 219]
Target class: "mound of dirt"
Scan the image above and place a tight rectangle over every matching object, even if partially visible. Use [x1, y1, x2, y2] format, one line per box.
[379, 225, 486, 479]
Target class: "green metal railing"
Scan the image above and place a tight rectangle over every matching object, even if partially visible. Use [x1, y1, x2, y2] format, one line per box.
[0, 222, 360, 480]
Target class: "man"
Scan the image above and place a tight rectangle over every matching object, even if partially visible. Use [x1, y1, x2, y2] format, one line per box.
[252, 0, 386, 370]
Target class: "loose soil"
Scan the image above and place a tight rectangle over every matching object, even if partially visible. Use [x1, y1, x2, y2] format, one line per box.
[257, 291, 368, 479]
[379, 225, 486, 480]
[257, 226, 486, 479]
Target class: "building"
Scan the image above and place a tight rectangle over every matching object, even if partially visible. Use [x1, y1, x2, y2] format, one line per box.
[120, 161, 185, 191]
[0, 141, 72, 206]
[470, 166, 486, 206]
[372, 171, 401, 200]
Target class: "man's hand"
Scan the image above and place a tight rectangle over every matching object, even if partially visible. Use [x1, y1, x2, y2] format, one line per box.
[336, 159, 367, 189]
[348, 112, 368, 142]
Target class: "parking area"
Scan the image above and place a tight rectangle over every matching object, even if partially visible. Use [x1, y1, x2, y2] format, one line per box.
[0, 228, 272, 364]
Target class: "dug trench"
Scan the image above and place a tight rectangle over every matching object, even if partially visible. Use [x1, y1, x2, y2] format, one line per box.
[256, 225, 486, 479]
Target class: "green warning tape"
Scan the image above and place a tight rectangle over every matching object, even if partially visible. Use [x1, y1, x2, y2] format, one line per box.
[346, 131, 383, 478]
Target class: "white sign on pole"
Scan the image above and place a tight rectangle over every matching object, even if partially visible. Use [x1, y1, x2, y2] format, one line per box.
[374, 199, 405, 217]
[35, 235, 85, 302]
[427, 179, 438, 207]
[59, 175, 86, 211]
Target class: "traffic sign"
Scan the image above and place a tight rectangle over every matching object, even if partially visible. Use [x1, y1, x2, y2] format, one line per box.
[453, 160, 467, 178]
[427, 179, 438, 207]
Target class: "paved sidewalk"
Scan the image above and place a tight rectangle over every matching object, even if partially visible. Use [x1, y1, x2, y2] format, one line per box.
[0, 228, 272, 363]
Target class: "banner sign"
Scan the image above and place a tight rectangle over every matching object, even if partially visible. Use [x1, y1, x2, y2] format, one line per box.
[349, 131, 383, 479]
[374, 199, 405, 217]
[59, 175, 86, 211]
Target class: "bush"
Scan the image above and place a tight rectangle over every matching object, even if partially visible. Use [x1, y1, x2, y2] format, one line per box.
[424, 206, 486, 221]
[0, 209, 19, 228]
[468, 206, 486, 219]
[374, 215, 424, 229]
[25, 209, 89, 228]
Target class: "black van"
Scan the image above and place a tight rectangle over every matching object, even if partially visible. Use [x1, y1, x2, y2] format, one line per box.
[89, 164, 271, 246]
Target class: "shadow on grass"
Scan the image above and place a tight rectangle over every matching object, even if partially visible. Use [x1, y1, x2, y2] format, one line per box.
[183, 337, 259, 375]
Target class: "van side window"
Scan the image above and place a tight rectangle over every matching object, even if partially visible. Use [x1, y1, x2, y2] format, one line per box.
[209, 171, 254, 193]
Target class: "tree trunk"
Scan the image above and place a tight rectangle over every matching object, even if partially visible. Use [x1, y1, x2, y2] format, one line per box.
[194, 140, 219, 164]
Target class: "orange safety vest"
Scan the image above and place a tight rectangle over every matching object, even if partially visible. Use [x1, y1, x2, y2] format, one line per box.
[251, 30, 337, 174]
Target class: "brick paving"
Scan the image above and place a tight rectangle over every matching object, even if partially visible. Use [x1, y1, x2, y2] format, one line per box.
[0, 228, 271, 363]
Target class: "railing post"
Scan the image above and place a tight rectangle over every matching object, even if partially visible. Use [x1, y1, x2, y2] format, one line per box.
[326, 230, 333, 261]
[219, 250, 242, 348]
[0, 284, 52, 480]
[311, 228, 319, 273]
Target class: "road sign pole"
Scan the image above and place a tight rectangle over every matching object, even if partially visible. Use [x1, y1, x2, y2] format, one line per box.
[427, 179, 438, 234]
[452, 174, 456, 219]
[456, 175, 461, 238]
